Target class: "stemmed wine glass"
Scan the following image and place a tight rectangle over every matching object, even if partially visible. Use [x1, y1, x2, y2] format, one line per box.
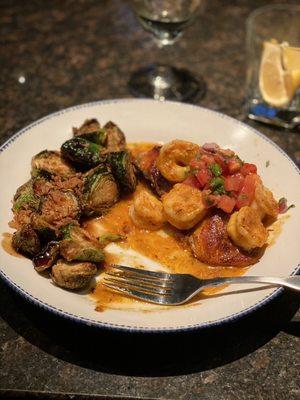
[129, 0, 206, 102]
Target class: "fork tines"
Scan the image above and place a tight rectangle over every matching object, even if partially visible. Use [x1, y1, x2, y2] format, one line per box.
[102, 264, 174, 304]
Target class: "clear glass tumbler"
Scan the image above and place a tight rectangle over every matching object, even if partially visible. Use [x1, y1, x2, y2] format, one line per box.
[246, 4, 300, 129]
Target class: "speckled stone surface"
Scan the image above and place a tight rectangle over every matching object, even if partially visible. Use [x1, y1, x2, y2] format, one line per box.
[0, 0, 299, 399]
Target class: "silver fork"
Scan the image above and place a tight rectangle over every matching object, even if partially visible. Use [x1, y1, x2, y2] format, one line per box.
[103, 265, 300, 305]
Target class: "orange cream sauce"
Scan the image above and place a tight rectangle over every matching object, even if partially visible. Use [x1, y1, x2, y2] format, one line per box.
[86, 143, 251, 311]
[87, 187, 248, 311]
[1, 233, 24, 258]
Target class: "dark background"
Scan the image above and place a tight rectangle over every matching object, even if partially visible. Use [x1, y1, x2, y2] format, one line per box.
[0, 1, 299, 399]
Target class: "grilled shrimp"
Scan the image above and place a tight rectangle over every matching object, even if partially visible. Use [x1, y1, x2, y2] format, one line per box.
[156, 140, 200, 182]
[129, 189, 164, 230]
[227, 206, 268, 251]
[251, 183, 279, 220]
[162, 183, 207, 230]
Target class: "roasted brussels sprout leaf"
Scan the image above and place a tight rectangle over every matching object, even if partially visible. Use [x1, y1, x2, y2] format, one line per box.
[98, 233, 126, 247]
[60, 224, 104, 262]
[61, 137, 105, 168]
[31, 214, 58, 243]
[108, 151, 137, 193]
[82, 165, 119, 216]
[103, 121, 126, 152]
[12, 225, 41, 257]
[51, 260, 97, 290]
[31, 150, 75, 177]
[33, 241, 60, 272]
[73, 118, 107, 145]
[78, 129, 107, 146]
[13, 180, 40, 212]
[39, 190, 81, 229]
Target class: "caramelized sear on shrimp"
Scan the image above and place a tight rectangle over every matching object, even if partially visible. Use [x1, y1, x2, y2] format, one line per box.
[189, 213, 263, 267]
[251, 183, 279, 220]
[157, 140, 200, 182]
[129, 189, 165, 231]
[162, 183, 207, 230]
[227, 206, 268, 251]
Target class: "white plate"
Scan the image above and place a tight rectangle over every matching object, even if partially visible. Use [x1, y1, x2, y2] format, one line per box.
[0, 99, 299, 332]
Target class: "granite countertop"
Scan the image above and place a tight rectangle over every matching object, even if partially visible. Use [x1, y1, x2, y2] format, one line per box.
[0, 0, 299, 399]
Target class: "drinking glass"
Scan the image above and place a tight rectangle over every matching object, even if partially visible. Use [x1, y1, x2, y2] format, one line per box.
[129, 0, 206, 102]
[246, 4, 300, 129]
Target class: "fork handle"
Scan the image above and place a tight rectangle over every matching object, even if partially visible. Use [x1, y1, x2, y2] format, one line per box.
[202, 276, 300, 292]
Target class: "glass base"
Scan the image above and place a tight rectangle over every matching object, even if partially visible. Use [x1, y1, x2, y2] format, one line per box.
[128, 64, 206, 102]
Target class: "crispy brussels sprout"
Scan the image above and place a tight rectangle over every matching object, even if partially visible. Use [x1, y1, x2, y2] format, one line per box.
[60, 224, 104, 262]
[31, 150, 75, 177]
[78, 129, 107, 146]
[31, 214, 57, 243]
[73, 118, 107, 145]
[82, 165, 119, 216]
[39, 190, 81, 229]
[108, 151, 137, 193]
[103, 121, 126, 152]
[13, 180, 40, 212]
[61, 137, 105, 168]
[12, 224, 41, 257]
[33, 241, 60, 272]
[51, 260, 97, 290]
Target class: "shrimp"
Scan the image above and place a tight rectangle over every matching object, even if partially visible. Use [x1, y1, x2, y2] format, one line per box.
[156, 140, 200, 182]
[251, 183, 279, 220]
[129, 189, 164, 230]
[227, 206, 268, 251]
[162, 183, 207, 230]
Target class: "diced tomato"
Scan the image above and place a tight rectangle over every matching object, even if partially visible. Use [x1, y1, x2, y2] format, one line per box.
[240, 163, 257, 176]
[224, 173, 244, 192]
[182, 175, 201, 189]
[189, 159, 206, 170]
[228, 158, 242, 174]
[201, 154, 215, 165]
[218, 195, 236, 213]
[203, 193, 220, 208]
[235, 174, 257, 209]
[214, 153, 228, 175]
[196, 168, 212, 188]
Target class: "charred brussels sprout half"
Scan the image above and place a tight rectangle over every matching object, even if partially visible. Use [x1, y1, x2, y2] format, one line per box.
[33, 241, 60, 272]
[31, 150, 75, 177]
[82, 165, 119, 216]
[12, 224, 41, 257]
[13, 180, 40, 212]
[60, 224, 104, 262]
[108, 151, 137, 193]
[78, 129, 107, 146]
[39, 190, 81, 229]
[51, 260, 97, 290]
[31, 214, 58, 244]
[61, 137, 105, 168]
[73, 118, 107, 145]
[103, 121, 126, 152]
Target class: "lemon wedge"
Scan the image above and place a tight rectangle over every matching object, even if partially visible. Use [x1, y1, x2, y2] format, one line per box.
[259, 41, 295, 107]
[282, 45, 300, 87]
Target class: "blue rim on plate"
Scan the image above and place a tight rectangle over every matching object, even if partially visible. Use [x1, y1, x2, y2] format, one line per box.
[0, 98, 299, 333]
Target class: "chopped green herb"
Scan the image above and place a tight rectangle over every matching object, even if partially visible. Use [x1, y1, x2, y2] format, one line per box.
[210, 177, 224, 189]
[265, 160, 270, 168]
[98, 233, 126, 246]
[210, 163, 222, 177]
[213, 187, 226, 195]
